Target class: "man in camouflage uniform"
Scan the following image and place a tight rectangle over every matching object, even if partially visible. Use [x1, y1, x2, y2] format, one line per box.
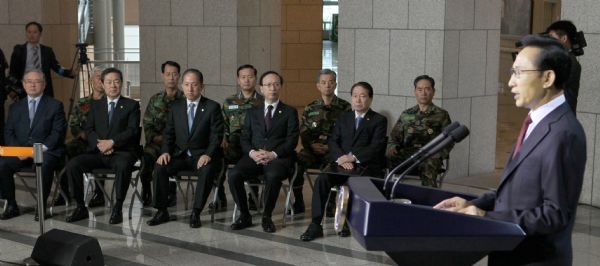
[387, 75, 451, 188]
[293, 69, 351, 214]
[54, 66, 106, 206]
[141, 61, 184, 206]
[212, 64, 263, 211]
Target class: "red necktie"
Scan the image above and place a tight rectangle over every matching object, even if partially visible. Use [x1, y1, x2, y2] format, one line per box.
[265, 105, 273, 131]
[512, 114, 532, 159]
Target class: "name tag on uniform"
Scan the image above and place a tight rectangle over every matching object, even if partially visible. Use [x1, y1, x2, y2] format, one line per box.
[228, 105, 239, 110]
[308, 111, 320, 116]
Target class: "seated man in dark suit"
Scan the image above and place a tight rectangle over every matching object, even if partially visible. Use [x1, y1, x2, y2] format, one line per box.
[65, 67, 141, 224]
[228, 71, 299, 233]
[300, 81, 387, 241]
[0, 69, 66, 220]
[146, 69, 224, 228]
[434, 35, 587, 265]
[9, 21, 74, 98]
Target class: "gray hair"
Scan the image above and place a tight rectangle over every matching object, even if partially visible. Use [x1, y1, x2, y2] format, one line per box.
[92, 65, 105, 75]
[23, 69, 45, 81]
[316, 69, 337, 82]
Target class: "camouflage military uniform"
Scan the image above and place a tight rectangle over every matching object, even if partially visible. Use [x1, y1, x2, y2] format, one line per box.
[293, 96, 351, 209]
[298, 96, 351, 170]
[66, 95, 95, 158]
[388, 104, 451, 188]
[141, 90, 184, 182]
[222, 91, 264, 163]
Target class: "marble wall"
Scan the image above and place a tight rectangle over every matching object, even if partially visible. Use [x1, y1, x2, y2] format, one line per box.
[563, 0, 600, 206]
[337, 0, 502, 179]
[139, 0, 281, 110]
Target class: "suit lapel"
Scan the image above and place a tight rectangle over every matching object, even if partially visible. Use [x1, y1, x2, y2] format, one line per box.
[496, 104, 569, 190]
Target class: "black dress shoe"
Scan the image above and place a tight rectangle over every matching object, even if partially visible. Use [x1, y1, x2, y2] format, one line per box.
[261, 217, 276, 233]
[142, 188, 152, 207]
[34, 210, 52, 221]
[189, 209, 201, 228]
[109, 208, 123, 224]
[66, 206, 89, 223]
[147, 209, 170, 226]
[300, 223, 323, 241]
[230, 215, 253, 230]
[0, 205, 20, 220]
[88, 192, 105, 208]
[338, 223, 350, 237]
[167, 193, 177, 207]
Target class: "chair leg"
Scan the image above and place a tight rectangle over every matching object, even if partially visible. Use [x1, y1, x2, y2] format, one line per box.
[210, 185, 219, 223]
[305, 172, 315, 191]
[282, 186, 293, 227]
[232, 204, 238, 222]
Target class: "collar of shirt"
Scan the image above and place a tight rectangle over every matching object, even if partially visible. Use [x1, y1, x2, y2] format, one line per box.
[525, 94, 566, 139]
[264, 100, 279, 115]
[238, 90, 258, 100]
[354, 110, 368, 119]
[27, 42, 40, 51]
[27, 95, 41, 103]
[107, 96, 121, 111]
[186, 96, 201, 108]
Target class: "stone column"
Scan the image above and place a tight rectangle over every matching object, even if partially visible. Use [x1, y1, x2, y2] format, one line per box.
[562, 0, 600, 206]
[139, 0, 281, 111]
[337, 0, 501, 179]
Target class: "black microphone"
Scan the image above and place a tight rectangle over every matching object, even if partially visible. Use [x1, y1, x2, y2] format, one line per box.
[383, 121, 460, 191]
[421, 124, 469, 158]
[388, 125, 470, 200]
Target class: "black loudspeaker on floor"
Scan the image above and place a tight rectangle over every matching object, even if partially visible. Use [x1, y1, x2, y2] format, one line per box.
[30, 229, 103, 266]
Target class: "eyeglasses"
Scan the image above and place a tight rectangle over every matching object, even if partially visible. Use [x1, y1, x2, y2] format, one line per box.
[509, 68, 543, 79]
[24, 79, 44, 85]
[104, 80, 122, 85]
[262, 82, 281, 88]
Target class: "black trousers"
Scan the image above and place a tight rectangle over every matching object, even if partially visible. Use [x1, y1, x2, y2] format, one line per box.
[0, 154, 60, 206]
[310, 173, 349, 224]
[66, 151, 137, 206]
[153, 155, 216, 210]
[228, 156, 292, 217]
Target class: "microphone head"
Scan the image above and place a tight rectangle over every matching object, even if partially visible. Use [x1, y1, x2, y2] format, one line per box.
[449, 125, 470, 143]
[442, 121, 461, 135]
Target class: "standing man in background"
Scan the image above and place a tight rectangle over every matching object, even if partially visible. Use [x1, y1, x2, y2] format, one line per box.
[546, 20, 582, 113]
[9, 21, 74, 98]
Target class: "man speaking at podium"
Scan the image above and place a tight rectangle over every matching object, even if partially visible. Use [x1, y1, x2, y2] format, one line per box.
[435, 35, 586, 265]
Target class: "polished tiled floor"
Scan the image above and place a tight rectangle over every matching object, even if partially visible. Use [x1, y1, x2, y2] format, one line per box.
[1, 173, 599, 266]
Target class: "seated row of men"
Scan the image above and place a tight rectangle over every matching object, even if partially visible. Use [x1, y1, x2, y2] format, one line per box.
[0, 63, 450, 241]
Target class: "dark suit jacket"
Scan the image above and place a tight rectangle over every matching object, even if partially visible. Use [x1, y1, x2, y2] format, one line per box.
[328, 109, 388, 176]
[4, 94, 66, 157]
[9, 43, 73, 97]
[161, 97, 224, 158]
[471, 103, 586, 266]
[85, 96, 140, 154]
[241, 101, 298, 159]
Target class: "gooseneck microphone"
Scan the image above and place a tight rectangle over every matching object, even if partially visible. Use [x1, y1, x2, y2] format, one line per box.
[383, 121, 460, 191]
[388, 125, 470, 200]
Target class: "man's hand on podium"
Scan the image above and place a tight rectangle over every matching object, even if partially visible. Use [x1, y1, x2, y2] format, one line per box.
[433, 196, 486, 217]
